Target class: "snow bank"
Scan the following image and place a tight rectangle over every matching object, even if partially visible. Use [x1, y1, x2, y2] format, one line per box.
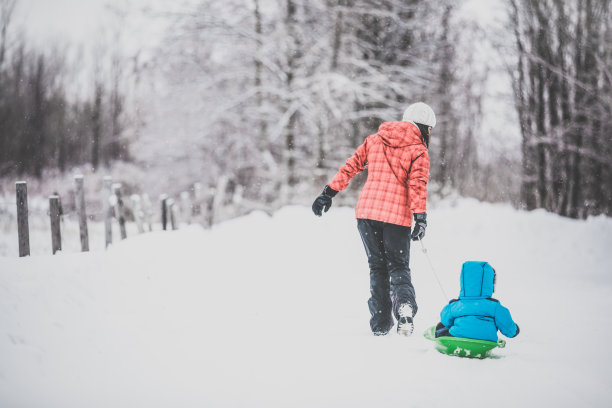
[1, 200, 611, 407]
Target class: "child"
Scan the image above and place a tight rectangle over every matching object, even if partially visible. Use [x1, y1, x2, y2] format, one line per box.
[436, 261, 520, 342]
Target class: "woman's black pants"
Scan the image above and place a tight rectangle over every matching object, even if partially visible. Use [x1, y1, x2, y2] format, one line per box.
[357, 219, 417, 333]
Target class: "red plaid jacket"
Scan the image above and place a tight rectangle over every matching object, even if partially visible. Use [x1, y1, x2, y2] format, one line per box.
[329, 121, 429, 227]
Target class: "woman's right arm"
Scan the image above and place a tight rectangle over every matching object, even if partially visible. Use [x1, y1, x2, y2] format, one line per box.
[328, 138, 368, 192]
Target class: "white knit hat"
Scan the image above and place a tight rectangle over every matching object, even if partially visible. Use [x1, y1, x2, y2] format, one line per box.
[402, 102, 436, 128]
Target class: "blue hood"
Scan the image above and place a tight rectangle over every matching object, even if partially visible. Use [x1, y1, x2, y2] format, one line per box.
[459, 261, 495, 299]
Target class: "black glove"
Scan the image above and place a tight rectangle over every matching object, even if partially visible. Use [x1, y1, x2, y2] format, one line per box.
[312, 185, 338, 216]
[410, 213, 427, 241]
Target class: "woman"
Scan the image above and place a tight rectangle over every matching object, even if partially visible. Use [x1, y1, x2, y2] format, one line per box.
[312, 102, 435, 336]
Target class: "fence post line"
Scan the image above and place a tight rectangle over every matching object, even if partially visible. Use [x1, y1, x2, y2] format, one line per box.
[113, 183, 127, 240]
[160, 194, 168, 230]
[103, 176, 113, 248]
[74, 175, 89, 252]
[49, 195, 62, 254]
[16, 181, 30, 257]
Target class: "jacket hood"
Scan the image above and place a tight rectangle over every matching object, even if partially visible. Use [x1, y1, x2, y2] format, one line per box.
[459, 261, 495, 299]
[377, 121, 424, 148]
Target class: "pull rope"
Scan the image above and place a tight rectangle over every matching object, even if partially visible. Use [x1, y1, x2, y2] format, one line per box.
[418, 237, 449, 302]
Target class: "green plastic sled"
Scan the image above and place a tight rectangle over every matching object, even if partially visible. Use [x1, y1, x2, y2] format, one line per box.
[423, 326, 506, 359]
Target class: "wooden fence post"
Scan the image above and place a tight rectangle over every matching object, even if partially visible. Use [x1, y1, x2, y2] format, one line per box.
[74, 175, 89, 252]
[103, 176, 113, 248]
[212, 176, 228, 221]
[131, 194, 145, 233]
[16, 181, 30, 257]
[160, 194, 168, 230]
[168, 198, 177, 230]
[206, 186, 215, 228]
[180, 191, 191, 225]
[113, 183, 127, 240]
[49, 195, 62, 254]
[192, 182, 202, 218]
[142, 194, 153, 232]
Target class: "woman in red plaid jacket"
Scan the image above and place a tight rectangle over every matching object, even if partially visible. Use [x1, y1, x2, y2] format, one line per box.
[312, 102, 435, 337]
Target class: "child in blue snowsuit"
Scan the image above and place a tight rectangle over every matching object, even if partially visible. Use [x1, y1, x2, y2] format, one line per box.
[435, 261, 519, 342]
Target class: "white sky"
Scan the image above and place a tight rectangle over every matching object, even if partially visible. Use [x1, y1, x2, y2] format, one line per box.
[12, 0, 193, 53]
[14, 0, 108, 47]
[11, 0, 188, 100]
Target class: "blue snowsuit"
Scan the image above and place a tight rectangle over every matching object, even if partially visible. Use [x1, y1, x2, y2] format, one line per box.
[439, 261, 519, 342]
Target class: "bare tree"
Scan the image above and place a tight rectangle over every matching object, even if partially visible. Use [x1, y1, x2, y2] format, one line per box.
[0, 0, 16, 68]
[107, 51, 126, 164]
[509, 0, 612, 217]
[91, 82, 103, 170]
[0, 13, 132, 178]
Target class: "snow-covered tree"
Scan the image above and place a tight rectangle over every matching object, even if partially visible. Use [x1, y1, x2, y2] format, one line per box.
[143, 0, 467, 216]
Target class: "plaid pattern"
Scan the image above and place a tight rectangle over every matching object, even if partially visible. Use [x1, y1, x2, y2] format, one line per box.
[329, 121, 429, 227]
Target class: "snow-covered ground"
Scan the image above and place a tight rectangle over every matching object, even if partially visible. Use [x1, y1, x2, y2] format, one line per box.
[1, 199, 611, 407]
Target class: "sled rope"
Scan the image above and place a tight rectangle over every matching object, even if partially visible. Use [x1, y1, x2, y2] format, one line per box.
[418, 238, 449, 301]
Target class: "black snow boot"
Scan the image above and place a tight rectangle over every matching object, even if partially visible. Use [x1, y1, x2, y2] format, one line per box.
[396, 303, 414, 336]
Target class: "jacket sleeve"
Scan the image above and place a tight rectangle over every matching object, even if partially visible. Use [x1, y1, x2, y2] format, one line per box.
[407, 147, 429, 214]
[440, 303, 455, 328]
[328, 138, 368, 192]
[494, 303, 519, 338]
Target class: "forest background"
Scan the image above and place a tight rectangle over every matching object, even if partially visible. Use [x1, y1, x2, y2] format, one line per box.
[0, 0, 610, 224]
